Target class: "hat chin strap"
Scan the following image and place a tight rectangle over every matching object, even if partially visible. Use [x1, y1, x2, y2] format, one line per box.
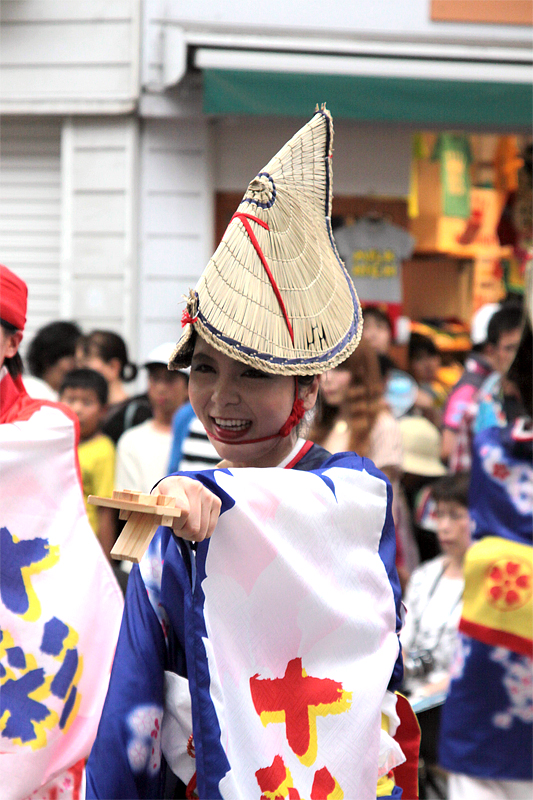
[207, 378, 305, 445]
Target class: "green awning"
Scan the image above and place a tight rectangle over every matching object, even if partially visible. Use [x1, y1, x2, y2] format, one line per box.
[203, 68, 532, 128]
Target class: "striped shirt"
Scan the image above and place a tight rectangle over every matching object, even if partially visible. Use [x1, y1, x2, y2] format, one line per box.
[178, 415, 220, 471]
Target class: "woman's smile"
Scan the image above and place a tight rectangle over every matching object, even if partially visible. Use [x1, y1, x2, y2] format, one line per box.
[211, 416, 253, 439]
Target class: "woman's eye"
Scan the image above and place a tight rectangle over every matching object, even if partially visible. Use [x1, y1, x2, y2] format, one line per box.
[243, 369, 270, 379]
[192, 363, 215, 374]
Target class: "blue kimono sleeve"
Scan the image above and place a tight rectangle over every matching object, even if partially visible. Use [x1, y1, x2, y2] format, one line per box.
[86, 565, 168, 799]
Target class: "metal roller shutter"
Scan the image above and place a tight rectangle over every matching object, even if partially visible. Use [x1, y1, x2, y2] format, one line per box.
[0, 117, 62, 345]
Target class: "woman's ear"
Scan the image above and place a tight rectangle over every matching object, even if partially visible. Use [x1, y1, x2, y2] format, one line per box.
[301, 376, 320, 412]
[4, 330, 23, 359]
[108, 357, 123, 381]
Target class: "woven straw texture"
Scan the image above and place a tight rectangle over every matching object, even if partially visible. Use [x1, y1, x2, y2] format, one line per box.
[170, 107, 362, 375]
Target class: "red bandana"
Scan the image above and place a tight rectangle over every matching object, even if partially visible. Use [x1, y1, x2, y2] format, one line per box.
[0, 264, 27, 330]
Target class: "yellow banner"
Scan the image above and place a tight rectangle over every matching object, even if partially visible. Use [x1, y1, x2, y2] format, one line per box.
[460, 537, 532, 656]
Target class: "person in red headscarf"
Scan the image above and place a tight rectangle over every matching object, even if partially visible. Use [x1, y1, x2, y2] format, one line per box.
[0, 265, 123, 800]
[0, 263, 27, 395]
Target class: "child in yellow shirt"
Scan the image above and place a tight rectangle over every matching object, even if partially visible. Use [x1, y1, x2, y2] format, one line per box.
[60, 368, 116, 558]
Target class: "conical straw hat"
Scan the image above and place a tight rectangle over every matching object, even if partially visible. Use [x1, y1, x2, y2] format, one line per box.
[170, 106, 362, 375]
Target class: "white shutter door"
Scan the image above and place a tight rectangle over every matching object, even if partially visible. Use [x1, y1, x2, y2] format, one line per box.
[0, 117, 62, 344]
[138, 118, 213, 361]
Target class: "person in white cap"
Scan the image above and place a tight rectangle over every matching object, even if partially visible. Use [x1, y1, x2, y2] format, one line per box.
[114, 342, 189, 494]
[87, 109, 418, 800]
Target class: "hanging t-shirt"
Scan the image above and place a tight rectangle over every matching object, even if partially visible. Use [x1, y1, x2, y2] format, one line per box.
[432, 133, 473, 219]
[334, 217, 415, 305]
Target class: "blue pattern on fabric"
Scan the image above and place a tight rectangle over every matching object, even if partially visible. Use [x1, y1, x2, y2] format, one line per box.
[41, 617, 69, 656]
[59, 685, 77, 729]
[6, 646, 26, 669]
[0, 669, 49, 742]
[439, 422, 533, 781]
[86, 565, 167, 799]
[0, 527, 50, 615]
[469, 425, 533, 546]
[51, 649, 78, 699]
[439, 639, 533, 780]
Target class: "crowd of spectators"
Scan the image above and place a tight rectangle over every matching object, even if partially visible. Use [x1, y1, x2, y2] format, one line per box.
[11, 287, 531, 800]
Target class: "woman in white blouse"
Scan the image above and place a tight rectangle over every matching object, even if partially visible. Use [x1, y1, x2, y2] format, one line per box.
[401, 471, 471, 702]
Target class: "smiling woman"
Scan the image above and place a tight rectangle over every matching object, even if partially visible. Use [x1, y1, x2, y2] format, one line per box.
[189, 340, 319, 468]
[86, 109, 417, 800]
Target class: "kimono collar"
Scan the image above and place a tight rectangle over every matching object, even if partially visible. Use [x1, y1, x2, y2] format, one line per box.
[0, 368, 39, 425]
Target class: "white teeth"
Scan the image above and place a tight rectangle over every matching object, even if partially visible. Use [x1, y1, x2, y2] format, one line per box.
[214, 418, 250, 430]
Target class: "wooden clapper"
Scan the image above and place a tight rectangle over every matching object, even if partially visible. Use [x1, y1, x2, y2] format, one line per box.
[88, 490, 183, 563]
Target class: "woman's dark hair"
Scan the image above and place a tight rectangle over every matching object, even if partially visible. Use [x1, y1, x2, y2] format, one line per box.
[378, 353, 396, 379]
[487, 302, 523, 346]
[60, 368, 109, 406]
[310, 339, 385, 457]
[0, 318, 23, 378]
[27, 321, 82, 378]
[408, 332, 439, 362]
[84, 330, 137, 382]
[506, 317, 532, 418]
[431, 472, 470, 508]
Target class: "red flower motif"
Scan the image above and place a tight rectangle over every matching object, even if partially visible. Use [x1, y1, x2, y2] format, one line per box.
[505, 590, 520, 605]
[492, 463, 510, 480]
[486, 556, 533, 611]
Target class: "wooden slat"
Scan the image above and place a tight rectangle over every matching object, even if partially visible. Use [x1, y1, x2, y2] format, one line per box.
[110, 512, 158, 563]
[431, 0, 532, 25]
[88, 495, 183, 518]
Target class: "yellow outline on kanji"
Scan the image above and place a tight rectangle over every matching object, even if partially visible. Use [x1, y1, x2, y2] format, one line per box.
[17, 539, 60, 622]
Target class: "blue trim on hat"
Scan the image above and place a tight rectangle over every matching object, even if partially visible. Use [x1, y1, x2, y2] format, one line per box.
[197, 310, 357, 367]
[240, 172, 277, 210]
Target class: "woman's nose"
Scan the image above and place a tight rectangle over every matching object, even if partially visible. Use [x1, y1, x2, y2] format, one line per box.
[437, 518, 450, 535]
[212, 375, 240, 405]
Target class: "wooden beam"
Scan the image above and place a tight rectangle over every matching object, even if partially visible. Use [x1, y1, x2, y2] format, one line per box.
[431, 0, 532, 25]
[88, 490, 184, 563]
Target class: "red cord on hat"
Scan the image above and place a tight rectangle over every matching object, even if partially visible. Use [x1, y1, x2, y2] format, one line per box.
[230, 212, 294, 344]
[278, 392, 305, 437]
[181, 309, 198, 327]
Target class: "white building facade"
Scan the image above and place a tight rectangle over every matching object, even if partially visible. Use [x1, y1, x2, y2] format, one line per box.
[1, 0, 531, 359]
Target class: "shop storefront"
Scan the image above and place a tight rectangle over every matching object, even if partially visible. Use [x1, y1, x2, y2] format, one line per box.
[202, 64, 531, 363]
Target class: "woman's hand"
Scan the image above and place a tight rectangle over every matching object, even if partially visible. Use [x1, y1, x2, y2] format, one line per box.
[154, 476, 221, 542]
